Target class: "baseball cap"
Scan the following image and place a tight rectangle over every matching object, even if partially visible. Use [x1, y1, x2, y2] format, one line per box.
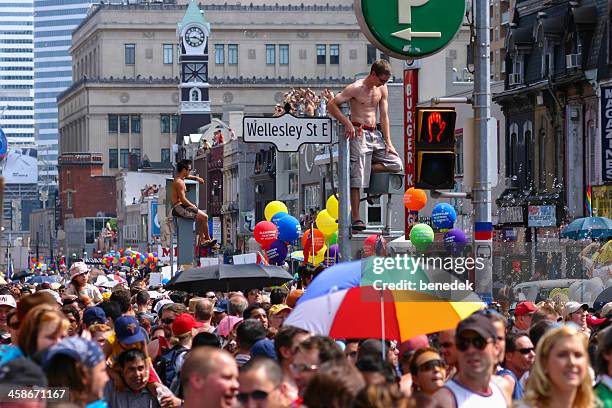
[0, 357, 48, 387]
[286, 290, 304, 308]
[250, 339, 277, 360]
[43, 337, 104, 371]
[154, 299, 173, 315]
[213, 299, 228, 313]
[565, 301, 589, 316]
[456, 313, 497, 340]
[217, 316, 242, 337]
[114, 316, 145, 345]
[0, 295, 16, 309]
[83, 307, 107, 326]
[514, 301, 537, 317]
[587, 314, 608, 326]
[172, 313, 202, 336]
[268, 304, 291, 316]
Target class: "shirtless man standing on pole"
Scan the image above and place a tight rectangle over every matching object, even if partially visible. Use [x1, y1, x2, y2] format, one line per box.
[171, 159, 217, 248]
[327, 60, 403, 231]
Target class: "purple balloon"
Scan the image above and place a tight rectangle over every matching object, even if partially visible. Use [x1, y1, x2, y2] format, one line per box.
[266, 239, 289, 266]
[324, 244, 339, 266]
[444, 228, 467, 256]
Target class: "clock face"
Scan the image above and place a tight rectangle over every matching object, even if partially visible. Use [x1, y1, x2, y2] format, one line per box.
[185, 26, 205, 47]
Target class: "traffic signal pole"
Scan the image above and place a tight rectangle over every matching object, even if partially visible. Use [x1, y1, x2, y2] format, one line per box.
[472, 0, 494, 302]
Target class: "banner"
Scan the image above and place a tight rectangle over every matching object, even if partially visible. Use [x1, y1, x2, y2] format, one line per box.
[151, 201, 160, 237]
[404, 68, 419, 235]
[601, 86, 612, 183]
[2, 148, 38, 184]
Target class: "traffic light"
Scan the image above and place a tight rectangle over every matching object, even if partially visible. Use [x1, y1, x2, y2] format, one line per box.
[415, 107, 457, 189]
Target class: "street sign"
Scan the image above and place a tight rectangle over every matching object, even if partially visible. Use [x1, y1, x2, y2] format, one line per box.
[243, 113, 332, 152]
[355, 0, 465, 59]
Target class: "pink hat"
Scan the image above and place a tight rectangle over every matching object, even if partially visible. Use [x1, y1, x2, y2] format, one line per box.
[399, 335, 430, 357]
[217, 316, 243, 337]
[69, 262, 90, 280]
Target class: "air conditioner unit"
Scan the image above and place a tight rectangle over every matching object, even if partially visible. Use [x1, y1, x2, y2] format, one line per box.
[508, 73, 522, 86]
[566, 54, 582, 69]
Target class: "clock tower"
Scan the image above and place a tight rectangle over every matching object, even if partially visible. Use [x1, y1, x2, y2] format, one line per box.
[177, 0, 211, 154]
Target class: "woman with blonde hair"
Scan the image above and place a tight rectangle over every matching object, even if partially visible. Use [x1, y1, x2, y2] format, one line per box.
[17, 304, 69, 359]
[519, 325, 596, 408]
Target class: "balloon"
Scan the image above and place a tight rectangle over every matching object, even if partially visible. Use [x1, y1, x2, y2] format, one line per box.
[404, 188, 427, 211]
[254, 221, 278, 249]
[265, 240, 289, 266]
[325, 244, 339, 266]
[432, 203, 457, 230]
[302, 228, 325, 253]
[313, 245, 328, 265]
[265, 201, 288, 221]
[409, 223, 434, 251]
[271, 212, 289, 228]
[277, 215, 301, 242]
[325, 231, 338, 246]
[316, 210, 338, 236]
[363, 235, 377, 257]
[444, 228, 468, 256]
[326, 195, 339, 219]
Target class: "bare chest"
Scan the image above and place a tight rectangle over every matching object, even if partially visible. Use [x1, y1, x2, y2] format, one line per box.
[353, 87, 382, 108]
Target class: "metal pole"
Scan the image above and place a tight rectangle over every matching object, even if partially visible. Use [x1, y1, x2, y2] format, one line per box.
[337, 103, 351, 262]
[473, 0, 493, 302]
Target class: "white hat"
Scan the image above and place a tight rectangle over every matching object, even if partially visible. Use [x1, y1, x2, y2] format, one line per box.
[154, 299, 173, 315]
[0, 295, 16, 308]
[601, 302, 612, 317]
[69, 262, 90, 280]
[565, 301, 589, 316]
[37, 289, 62, 305]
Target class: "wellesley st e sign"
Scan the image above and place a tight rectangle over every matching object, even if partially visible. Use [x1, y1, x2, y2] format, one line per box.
[243, 114, 332, 152]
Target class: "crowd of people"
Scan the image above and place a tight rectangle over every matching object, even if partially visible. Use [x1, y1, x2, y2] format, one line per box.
[274, 88, 335, 117]
[1, 259, 612, 408]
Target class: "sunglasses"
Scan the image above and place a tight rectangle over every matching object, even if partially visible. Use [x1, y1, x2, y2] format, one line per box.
[516, 347, 534, 355]
[456, 336, 491, 351]
[419, 359, 445, 372]
[237, 390, 269, 403]
[289, 363, 319, 373]
[161, 318, 175, 325]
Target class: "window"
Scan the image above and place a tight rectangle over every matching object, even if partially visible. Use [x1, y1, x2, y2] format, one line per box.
[316, 44, 326, 64]
[367, 44, 377, 64]
[119, 115, 129, 133]
[124, 44, 135, 65]
[163, 44, 173, 64]
[190, 88, 201, 101]
[131, 148, 141, 163]
[120, 149, 129, 169]
[161, 114, 171, 133]
[108, 115, 118, 133]
[266, 44, 275, 65]
[215, 44, 224, 64]
[171, 115, 179, 133]
[109, 149, 118, 169]
[130, 115, 141, 133]
[161, 148, 170, 162]
[279, 44, 289, 65]
[66, 191, 72, 209]
[330, 44, 339, 65]
[228, 44, 238, 65]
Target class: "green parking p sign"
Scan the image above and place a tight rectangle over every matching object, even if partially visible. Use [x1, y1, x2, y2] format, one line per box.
[355, 0, 466, 59]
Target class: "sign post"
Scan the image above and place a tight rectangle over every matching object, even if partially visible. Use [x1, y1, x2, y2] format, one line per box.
[404, 65, 419, 236]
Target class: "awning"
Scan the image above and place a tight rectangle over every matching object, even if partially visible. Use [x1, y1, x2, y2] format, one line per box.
[543, 14, 567, 36]
[572, 6, 597, 28]
[511, 26, 534, 45]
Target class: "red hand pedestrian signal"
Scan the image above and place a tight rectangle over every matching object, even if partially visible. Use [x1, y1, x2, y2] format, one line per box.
[427, 111, 446, 143]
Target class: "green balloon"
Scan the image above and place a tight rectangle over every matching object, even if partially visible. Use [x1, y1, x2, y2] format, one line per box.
[409, 223, 434, 251]
[325, 231, 338, 246]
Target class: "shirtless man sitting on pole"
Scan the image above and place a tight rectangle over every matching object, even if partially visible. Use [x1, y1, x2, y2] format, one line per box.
[327, 60, 403, 231]
[171, 159, 217, 248]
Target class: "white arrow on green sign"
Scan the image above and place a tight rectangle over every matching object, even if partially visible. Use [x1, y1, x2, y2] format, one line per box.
[355, 0, 466, 59]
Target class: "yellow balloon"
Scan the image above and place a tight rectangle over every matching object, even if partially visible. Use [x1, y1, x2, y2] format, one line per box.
[264, 201, 288, 221]
[316, 210, 338, 236]
[313, 245, 328, 265]
[326, 195, 339, 220]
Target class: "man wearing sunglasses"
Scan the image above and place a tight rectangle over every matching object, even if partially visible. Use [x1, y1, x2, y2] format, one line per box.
[497, 333, 535, 401]
[238, 357, 291, 408]
[433, 314, 510, 407]
[327, 59, 403, 232]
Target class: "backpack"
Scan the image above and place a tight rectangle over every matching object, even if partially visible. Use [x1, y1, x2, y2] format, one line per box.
[154, 345, 188, 388]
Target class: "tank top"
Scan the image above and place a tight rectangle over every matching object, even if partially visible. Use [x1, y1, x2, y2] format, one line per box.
[444, 378, 508, 408]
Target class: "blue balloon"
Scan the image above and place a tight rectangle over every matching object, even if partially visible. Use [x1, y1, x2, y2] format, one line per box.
[277, 215, 301, 242]
[271, 212, 289, 228]
[444, 228, 467, 256]
[266, 239, 288, 266]
[432, 203, 457, 229]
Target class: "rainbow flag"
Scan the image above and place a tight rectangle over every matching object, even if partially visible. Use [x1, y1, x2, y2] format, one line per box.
[586, 185, 593, 216]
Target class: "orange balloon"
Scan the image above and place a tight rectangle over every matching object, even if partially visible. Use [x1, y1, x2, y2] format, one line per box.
[403, 187, 427, 211]
[302, 228, 325, 253]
